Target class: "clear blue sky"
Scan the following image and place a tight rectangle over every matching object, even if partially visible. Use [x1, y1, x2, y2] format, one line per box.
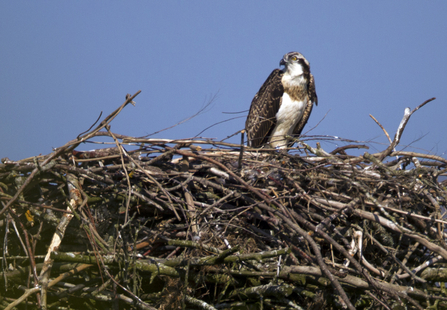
[1, 2, 446, 160]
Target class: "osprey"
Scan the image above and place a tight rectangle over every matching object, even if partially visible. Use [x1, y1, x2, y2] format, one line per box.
[245, 52, 317, 148]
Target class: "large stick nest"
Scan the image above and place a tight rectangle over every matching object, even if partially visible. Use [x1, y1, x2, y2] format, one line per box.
[1, 93, 447, 309]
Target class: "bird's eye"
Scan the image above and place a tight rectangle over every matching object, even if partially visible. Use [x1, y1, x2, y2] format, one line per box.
[291, 56, 297, 61]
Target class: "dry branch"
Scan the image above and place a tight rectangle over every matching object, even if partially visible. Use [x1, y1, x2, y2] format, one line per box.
[1, 96, 446, 309]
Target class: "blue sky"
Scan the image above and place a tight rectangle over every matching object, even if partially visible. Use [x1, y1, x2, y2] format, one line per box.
[1, 2, 446, 160]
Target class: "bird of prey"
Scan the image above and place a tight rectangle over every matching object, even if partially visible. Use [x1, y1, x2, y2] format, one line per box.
[245, 52, 318, 148]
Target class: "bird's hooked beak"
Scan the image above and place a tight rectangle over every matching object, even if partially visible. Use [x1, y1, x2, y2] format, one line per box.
[280, 57, 287, 67]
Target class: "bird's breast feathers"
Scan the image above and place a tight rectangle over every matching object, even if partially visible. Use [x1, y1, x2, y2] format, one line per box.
[267, 71, 310, 148]
[281, 73, 308, 102]
[273, 94, 307, 136]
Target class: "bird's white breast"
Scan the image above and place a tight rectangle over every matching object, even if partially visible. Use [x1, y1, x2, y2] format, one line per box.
[269, 93, 307, 148]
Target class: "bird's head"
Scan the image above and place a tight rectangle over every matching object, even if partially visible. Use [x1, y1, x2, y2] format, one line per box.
[280, 52, 310, 77]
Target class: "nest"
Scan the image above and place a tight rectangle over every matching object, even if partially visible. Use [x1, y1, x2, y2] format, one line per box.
[1, 93, 447, 310]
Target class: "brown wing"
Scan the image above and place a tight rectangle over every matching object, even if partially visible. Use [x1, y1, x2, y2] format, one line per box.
[245, 69, 284, 147]
[291, 72, 318, 138]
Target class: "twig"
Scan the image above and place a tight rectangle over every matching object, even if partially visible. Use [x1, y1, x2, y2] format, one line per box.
[238, 130, 245, 169]
[370, 114, 392, 144]
[378, 97, 436, 160]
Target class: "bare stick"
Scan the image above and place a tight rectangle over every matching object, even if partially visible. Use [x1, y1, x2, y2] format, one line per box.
[106, 125, 132, 225]
[39, 173, 82, 308]
[370, 114, 392, 144]
[378, 97, 435, 160]
[238, 130, 245, 169]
